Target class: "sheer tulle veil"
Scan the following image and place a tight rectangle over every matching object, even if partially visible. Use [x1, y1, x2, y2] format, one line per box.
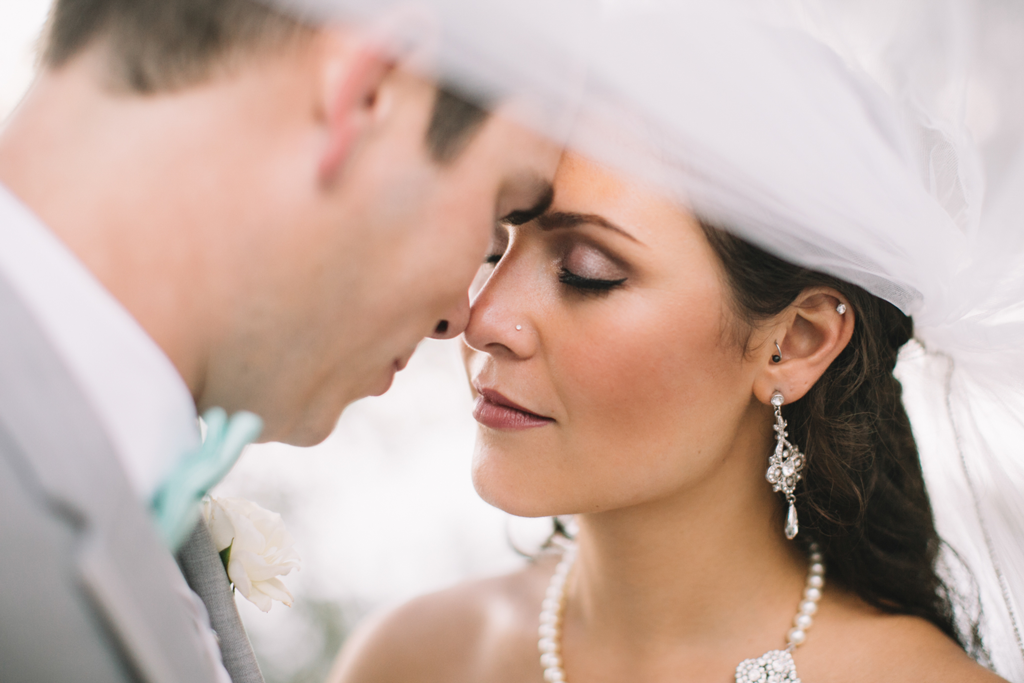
[264, 0, 1024, 677]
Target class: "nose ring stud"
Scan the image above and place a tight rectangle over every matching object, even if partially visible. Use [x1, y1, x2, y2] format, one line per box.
[515, 325, 523, 331]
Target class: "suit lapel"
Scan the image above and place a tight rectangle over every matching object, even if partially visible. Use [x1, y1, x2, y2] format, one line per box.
[178, 521, 266, 683]
[0, 272, 224, 683]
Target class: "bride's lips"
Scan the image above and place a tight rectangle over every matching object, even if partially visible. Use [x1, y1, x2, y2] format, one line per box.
[473, 388, 554, 430]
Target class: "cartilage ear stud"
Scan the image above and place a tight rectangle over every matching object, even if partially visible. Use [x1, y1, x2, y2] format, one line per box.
[772, 341, 782, 364]
[836, 303, 847, 315]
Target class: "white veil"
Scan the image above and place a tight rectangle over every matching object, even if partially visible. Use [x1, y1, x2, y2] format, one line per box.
[263, 0, 1024, 677]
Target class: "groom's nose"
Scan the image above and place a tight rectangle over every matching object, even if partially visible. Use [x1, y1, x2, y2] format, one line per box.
[430, 294, 471, 340]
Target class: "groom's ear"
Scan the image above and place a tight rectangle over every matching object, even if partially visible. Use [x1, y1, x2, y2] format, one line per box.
[315, 30, 396, 184]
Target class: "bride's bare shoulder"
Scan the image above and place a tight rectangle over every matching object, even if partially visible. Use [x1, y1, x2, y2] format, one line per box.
[327, 553, 558, 683]
[326, 557, 1004, 683]
[803, 590, 1005, 683]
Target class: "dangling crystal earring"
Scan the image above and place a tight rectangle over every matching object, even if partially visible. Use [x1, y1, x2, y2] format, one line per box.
[766, 391, 806, 539]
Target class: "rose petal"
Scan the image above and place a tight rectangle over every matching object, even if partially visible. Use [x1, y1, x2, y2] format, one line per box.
[246, 587, 273, 613]
[204, 499, 237, 551]
[227, 556, 252, 597]
[253, 577, 293, 607]
[232, 551, 294, 582]
[206, 496, 302, 611]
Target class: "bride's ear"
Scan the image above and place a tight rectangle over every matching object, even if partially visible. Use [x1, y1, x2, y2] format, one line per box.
[752, 287, 854, 405]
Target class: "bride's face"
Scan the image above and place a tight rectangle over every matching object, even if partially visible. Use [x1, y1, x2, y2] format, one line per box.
[463, 153, 771, 517]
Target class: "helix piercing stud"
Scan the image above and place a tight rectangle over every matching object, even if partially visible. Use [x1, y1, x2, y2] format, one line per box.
[836, 303, 847, 315]
[772, 341, 782, 364]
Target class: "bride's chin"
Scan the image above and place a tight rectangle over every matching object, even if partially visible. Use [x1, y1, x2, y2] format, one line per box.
[471, 456, 577, 519]
[476, 488, 556, 519]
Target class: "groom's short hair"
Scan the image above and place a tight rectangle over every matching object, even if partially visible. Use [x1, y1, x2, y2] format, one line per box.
[41, 0, 488, 163]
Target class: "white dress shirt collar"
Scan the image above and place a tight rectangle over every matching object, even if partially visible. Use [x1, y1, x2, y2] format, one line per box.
[0, 182, 200, 501]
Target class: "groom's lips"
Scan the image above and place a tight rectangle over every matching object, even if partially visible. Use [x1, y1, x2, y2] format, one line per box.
[370, 351, 415, 397]
[388, 349, 415, 376]
[473, 387, 554, 430]
[397, 345, 417, 371]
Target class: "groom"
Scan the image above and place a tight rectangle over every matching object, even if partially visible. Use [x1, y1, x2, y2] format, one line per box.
[0, 0, 559, 681]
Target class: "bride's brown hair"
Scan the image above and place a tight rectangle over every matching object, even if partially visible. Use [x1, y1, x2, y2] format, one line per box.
[700, 223, 983, 655]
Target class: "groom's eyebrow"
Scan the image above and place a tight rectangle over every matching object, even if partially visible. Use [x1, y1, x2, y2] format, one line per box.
[536, 211, 639, 243]
[501, 183, 555, 226]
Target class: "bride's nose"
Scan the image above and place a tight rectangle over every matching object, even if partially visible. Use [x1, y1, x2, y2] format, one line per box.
[463, 264, 537, 360]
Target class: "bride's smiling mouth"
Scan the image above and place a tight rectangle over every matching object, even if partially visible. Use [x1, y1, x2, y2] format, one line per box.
[472, 387, 554, 430]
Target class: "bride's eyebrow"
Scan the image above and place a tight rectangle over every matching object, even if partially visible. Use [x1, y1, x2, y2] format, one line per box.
[536, 211, 640, 243]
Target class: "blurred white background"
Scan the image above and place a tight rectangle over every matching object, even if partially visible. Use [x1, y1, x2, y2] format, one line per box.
[0, 5, 544, 682]
[0, 1, 50, 117]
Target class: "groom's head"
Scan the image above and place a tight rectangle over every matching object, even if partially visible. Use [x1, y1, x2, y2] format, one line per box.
[15, 0, 560, 444]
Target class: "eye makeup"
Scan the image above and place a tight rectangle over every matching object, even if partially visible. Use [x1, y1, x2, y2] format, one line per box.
[478, 220, 633, 295]
[557, 241, 628, 293]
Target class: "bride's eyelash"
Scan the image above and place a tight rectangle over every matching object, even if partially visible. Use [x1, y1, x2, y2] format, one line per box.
[558, 267, 627, 292]
[483, 254, 626, 292]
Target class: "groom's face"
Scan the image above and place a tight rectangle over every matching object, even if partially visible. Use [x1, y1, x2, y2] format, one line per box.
[207, 66, 561, 446]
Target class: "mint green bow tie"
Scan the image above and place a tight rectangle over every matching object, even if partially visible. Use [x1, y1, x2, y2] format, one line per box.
[150, 407, 263, 551]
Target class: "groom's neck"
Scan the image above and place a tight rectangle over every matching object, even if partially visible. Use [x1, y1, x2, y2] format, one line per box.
[0, 45, 305, 404]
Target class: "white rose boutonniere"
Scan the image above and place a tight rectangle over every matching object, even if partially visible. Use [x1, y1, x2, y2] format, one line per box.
[202, 496, 302, 612]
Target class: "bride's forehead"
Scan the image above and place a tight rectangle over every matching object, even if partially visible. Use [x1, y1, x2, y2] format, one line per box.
[549, 153, 694, 233]
[552, 152, 606, 182]
[551, 153, 645, 207]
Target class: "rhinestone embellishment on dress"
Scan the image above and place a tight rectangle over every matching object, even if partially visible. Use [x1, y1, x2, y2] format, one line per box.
[735, 649, 800, 683]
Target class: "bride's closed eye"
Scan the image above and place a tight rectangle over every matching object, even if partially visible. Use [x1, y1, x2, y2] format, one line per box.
[558, 268, 626, 292]
[558, 243, 628, 293]
[479, 225, 629, 294]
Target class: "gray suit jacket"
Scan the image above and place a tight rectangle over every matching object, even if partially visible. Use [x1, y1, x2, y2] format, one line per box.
[0, 270, 260, 682]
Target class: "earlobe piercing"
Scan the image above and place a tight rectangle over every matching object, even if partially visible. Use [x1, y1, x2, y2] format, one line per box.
[836, 303, 847, 315]
[772, 341, 782, 364]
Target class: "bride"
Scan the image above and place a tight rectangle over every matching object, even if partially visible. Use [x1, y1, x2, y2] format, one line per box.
[326, 149, 1004, 683]
[307, 1, 1022, 681]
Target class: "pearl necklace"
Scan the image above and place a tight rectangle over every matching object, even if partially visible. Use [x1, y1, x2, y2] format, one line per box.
[538, 541, 825, 683]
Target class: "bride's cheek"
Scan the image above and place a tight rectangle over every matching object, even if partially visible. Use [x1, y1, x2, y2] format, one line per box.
[554, 296, 737, 490]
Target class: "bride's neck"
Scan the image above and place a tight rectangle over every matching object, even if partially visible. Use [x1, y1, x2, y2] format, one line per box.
[569, 460, 808, 647]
